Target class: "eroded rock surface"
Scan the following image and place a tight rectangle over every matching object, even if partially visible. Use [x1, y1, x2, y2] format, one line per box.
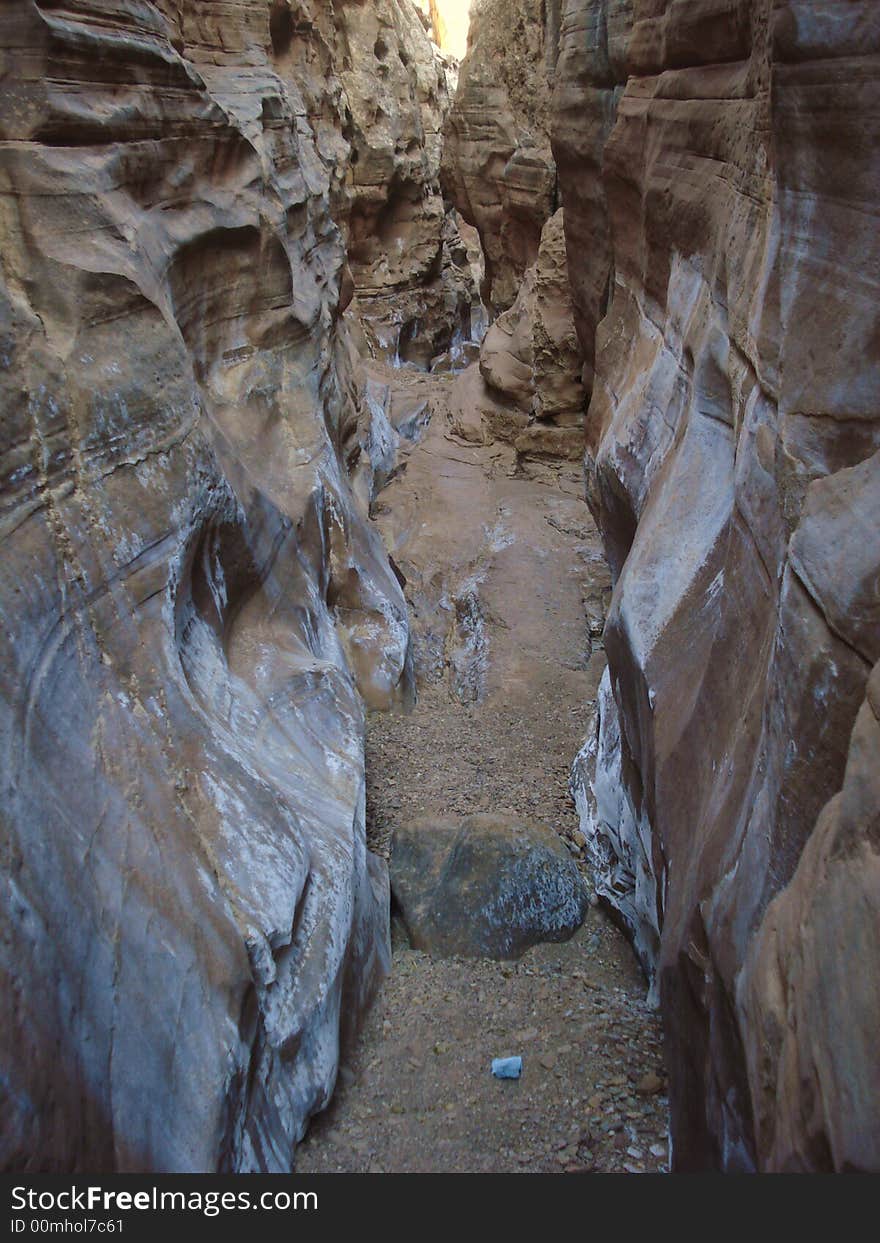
[738, 661, 880, 1172]
[5, 0, 878, 1180]
[441, 0, 559, 311]
[0, 0, 445, 1173]
[551, 0, 632, 395]
[556, 0, 880, 1171]
[478, 208, 586, 460]
[340, 1, 484, 368]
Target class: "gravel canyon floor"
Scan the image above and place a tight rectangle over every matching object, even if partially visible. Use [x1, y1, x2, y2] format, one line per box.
[297, 365, 669, 1174]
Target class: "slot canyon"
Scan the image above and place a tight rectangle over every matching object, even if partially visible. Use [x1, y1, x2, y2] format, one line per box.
[0, 0, 877, 1176]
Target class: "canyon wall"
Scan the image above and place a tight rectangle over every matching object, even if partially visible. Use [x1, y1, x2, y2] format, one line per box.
[441, 2, 590, 462]
[441, 0, 559, 312]
[4, 0, 877, 1177]
[443, 0, 880, 1172]
[551, 0, 632, 395]
[340, 1, 483, 368]
[560, 0, 880, 1170]
[0, 0, 457, 1172]
[477, 208, 586, 460]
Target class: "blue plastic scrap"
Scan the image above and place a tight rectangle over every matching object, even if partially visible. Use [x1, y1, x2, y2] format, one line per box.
[491, 1056, 522, 1079]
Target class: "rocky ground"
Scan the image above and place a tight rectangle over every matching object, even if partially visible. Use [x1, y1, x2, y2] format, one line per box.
[296, 362, 669, 1175]
[296, 919, 668, 1174]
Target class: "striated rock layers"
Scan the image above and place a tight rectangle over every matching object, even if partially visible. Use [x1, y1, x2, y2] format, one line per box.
[441, 0, 560, 312]
[442, 5, 584, 461]
[565, 0, 880, 1171]
[340, 0, 483, 368]
[0, 0, 444, 1172]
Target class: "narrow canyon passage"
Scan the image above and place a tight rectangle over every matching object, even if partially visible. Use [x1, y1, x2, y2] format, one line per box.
[297, 362, 668, 1174]
[3, 0, 877, 1178]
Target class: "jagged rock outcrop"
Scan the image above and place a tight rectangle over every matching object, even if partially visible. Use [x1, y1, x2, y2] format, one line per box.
[441, 0, 559, 311]
[478, 208, 586, 460]
[340, 1, 483, 368]
[0, 0, 442, 1173]
[563, 0, 880, 1171]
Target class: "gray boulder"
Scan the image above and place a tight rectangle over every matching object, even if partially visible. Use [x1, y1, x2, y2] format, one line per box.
[390, 813, 590, 959]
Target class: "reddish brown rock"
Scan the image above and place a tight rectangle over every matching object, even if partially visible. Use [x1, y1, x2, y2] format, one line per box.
[738, 661, 880, 1172]
[441, 0, 559, 311]
[339, 1, 483, 367]
[478, 209, 586, 460]
[551, 0, 633, 394]
[565, 0, 880, 1171]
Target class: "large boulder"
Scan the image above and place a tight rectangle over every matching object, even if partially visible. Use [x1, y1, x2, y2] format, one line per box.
[390, 813, 590, 958]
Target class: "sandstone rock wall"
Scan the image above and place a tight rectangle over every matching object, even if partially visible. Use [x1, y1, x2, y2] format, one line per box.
[441, 0, 559, 312]
[478, 208, 586, 460]
[441, 5, 589, 460]
[339, 0, 483, 368]
[551, 0, 633, 395]
[566, 0, 880, 1171]
[0, 0, 430, 1172]
[414, 0, 470, 59]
